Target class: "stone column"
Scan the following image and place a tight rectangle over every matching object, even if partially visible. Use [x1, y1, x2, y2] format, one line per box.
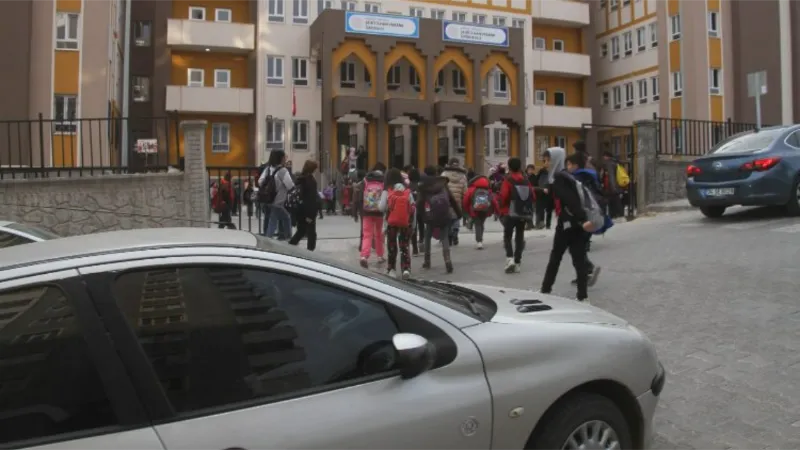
[181, 120, 209, 227]
[426, 54, 436, 168]
[375, 51, 386, 165]
[634, 120, 658, 212]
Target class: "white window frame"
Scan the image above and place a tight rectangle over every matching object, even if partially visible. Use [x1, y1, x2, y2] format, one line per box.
[553, 39, 565, 52]
[318, 0, 333, 13]
[387, 65, 401, 88]
[708, 11, 720, 37]
[670, 15, 681, 40]
[534, 89, 546, 105]
[267, 56, 284, 86]
[624, 82, 634, 107]
[54, 94, 78, 134]
[651, 76, 660, 101]
[431, 9, 445, 20]
[671, 71, 683, 97]
[492, 16, 506, 27]
[364, 2, 380, 13]
[554, 91, 566, 106]
[452, 69, 466, 94]
[292, 57, 308, 86]
[636, 26, 646, 51]
[187, 68, 204, 87]
[55, 12, 80, 50]
[492, 69, 508, 98]
[409, 7, 423, 17]
[133, 21, 152, 47]
[189, 6, 206, 20]
[638, 79, 648, 104]
[342, 1, 356, 11]
[292, 120, 309, 150]
[267, 119, 285, 146]
[293, 0, 309, 23]
[268, 0, 285, 22]
[211, 123, 231, 153]
[452, 11, 467, 22]
[340, 61, 356, 88]
[600, 42, 608, 57]
[554, 136, 567, 149]
[473, 14, 486, 24]
[512, 18, 525, 29]
[649, 22, 658, 47]
[610, 0, 619, 11]
[611, 36, 620, 60]
[534, 37, 546, 50]
[601, 91, 609, 106]
[623, 31, 633, 56]
[215, 8, 231, 22]
[709, 68, 722, 95]
[494, 128, 509, 155]
[214, 69, 231, 88]
[454, 127, 467, 153]
[612, 86, 622, 110]
[132, 76, 150, 102]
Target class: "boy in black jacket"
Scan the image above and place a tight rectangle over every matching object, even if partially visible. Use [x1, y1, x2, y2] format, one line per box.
[538, 149, 594, 303]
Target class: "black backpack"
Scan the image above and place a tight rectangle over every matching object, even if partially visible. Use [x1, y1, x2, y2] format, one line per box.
[258, 166, 282, 204]
[507, 177, 534, 219]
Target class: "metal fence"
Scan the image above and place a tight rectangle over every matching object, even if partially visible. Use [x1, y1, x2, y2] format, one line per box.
[207, 166, 265, 233]
[0, 114, 181, 179]
[654, 114, 764, 157]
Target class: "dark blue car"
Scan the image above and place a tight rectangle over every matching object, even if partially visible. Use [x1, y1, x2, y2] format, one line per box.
[685, 125, 800, 218]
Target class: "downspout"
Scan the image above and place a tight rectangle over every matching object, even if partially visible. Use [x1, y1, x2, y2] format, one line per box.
[120, 0, 132, 165]
[778, 0, 793, 125]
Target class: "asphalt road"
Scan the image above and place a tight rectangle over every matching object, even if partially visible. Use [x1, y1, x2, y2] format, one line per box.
[226, 208, 800, 448]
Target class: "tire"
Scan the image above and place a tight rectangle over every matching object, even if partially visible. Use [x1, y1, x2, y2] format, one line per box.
[526, 392, 633, 450]
[784, 178, 800, 217]
[700, 206, 726, 219]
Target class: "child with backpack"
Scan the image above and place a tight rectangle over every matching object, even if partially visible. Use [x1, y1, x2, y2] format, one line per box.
[359, 164, 386, 268]
[416, 166, 462, 274]
[498, 158, 535, 273]
[379, 168, 415, 279]
[462, 175, 497, 250]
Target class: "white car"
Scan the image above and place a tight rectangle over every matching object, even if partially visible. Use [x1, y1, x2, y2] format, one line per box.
[0, 221, 60, 248]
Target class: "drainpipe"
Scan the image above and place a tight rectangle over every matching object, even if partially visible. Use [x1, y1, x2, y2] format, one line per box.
[120, 0, 132, 165]
[778, 0, 793, 124]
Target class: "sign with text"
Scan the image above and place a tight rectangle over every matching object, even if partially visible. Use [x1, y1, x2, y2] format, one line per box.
[345, 12, 419, 38]
[135, 139, 158, 154]
[442, 21, 509, 47]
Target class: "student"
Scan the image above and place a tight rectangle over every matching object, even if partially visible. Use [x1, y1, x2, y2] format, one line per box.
[288, 160, 320, 251]
[406, 167, 422, 256]
[525, 164, 538, 230]
[380, 168, 415, 279]
[359, 163, 386, 268]
[497, 158, 535, 273]
[535, 156, 553, 230]
[462, 174, 496, 250]
[258, 150, 294, 239]
[539, 149, 596, 303]
[441, 158, 468, 246]
[568, 150, 606, 287]
[417, 166, 462, 273]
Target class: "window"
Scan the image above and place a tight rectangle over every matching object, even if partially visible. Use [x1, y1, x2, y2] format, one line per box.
[292, 120, 309, 150]
[512, 18, 525, 28]
[318, 0, 333, 13]
[611, 36, 620, 60]
[651, 76, 660, 101]
[649, 22, 658, 47]
[211, 123, 230, 152]
[610, 0, 619, 10]
[452, 11, 466, 22]
[673, 126, 683, 153]
[0, 231, 33, 248]
[189, 6, 205, 20]
[431, 9, 445, 20]
[484, 127, 491, 155]
[364, 2, 379, 13]
[410, 7, 423, 17]
[494, 128, 508, 155]
[110, 266, 402, 415]
[214, 69, 231, 88]
[55, 12, 79, 49]
[535, 135, 549, 160]
[553, 39, 565, 52]
[387, 65, 401, 89]
[600, 42, 608, 57]
[340, 61, 356, 88]
[133, 21, 151, 47]
[53, 95, 77, 132]
[534, 89, 546, 105]
[268, 0, 285, 22]
[292, 58, 308, 86]
[623, 0, 630, 5]
[624, 82, 634, 107]
[786, 131, 800, 148]
[452, 69, 466, 94]
[638, 79, 648, 104]
[267, 56, 284, 85]
[187, 68, 204, 87]
[293, 0, 309, 23]
[555, 136, 567, 149]
[492, 69, 507, 98]
[473, 14, 486, 24]
[132, 76, 150, 102]
[410, 67, 421, 90]
[612, 86, 621, 110]
[601, 91, 609, 106]
[709, 68, 721, 94]
[454, 127, 466, 153]
[0, 284, 122, 447]
[554, 91, 566, 106]
[670, 15, 681, 40]
[342, 1, 356, 11]
[636, 26, 646, 51]
[492, 16, 506, 27]
[708, 11, 719, 37]
[623, 31, 633, 56]
[534, 37, 546, 50]
[215, 8, 232, 22]
[671, 71, 683, 97]
[267, 119, 285, 147]
[434, 70, 444, 92]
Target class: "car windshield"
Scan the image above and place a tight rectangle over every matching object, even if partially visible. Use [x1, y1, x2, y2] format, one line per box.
[5, 223, 61, 240]
[711, 128, 785, 155]
[254, 235, 491, 321]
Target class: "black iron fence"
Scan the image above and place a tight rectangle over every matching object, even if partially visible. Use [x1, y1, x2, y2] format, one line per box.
[207, 166, 265, 233]
[654, 114, 765, 157]
[0, 114, 181, 179]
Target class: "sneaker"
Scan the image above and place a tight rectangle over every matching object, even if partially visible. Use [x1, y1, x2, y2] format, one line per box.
[513, 262, 521, 273]
[476, 242, 484, 250]
[445, 262, 454, 274]
[588, 266, 602, 287]
[401, 270, 411, 280]
[504, 258, 516, 274]
[387, 269, 397, 278]
[377, 257, 386, 264]
[577, 298, 591, 305]
[360, 258, 368, 268]
[452, 236, 459, 246]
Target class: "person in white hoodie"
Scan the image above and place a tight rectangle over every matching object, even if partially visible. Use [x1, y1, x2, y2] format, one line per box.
[257, 150, 295, 239]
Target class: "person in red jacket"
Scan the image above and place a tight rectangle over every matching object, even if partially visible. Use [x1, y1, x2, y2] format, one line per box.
[462, 175, 498, 250]
[497, 158, 536, 273]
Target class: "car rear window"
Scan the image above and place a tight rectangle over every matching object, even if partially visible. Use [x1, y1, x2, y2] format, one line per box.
[711, 128, 785, 155]
[5, 223, 60, 240]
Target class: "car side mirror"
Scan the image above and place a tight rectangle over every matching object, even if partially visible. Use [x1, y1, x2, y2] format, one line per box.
[393, 333, 436, 379]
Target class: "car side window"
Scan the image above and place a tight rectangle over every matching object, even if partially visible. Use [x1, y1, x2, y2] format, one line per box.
[111, 265, 400, 416]
[0, 231, 33, 249]
[0, 284, 120, 446]
[786, 131, 800, 148]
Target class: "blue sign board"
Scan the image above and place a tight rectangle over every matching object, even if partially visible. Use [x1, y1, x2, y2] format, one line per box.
[442, 20, 509, 47]
[345, 12, 420, 39]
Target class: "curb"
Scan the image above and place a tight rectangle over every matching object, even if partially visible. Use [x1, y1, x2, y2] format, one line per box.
[646, 203, 696, 213]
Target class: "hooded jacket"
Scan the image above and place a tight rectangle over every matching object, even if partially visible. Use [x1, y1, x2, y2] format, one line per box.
[294, 173, 319, 220]
[498, 172, 536, 217]
[440, 165, 468, 208]
[416, 175, 462, 224]
[359, 170, 385, 217]
[462, 176, 498, 218]
[546, 147, 588, 229]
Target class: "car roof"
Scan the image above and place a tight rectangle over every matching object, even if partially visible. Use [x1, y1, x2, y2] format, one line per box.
[0, 228, 258, 270]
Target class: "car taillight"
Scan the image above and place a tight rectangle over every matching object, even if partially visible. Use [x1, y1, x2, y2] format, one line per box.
[686, 165, 702, 177]
[740, 157, 781, 172]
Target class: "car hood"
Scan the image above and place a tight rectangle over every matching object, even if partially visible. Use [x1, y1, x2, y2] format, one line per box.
[452, 283, 629, 326]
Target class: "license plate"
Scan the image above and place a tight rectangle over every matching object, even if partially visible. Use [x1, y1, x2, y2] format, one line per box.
[703, 188, 735, 197]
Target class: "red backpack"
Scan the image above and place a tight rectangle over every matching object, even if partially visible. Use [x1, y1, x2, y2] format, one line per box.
[387, 189, 412, 227]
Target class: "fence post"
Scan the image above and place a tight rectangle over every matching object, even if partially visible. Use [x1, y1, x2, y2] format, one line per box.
[37, 113, 45, 173]
[180, 120, 209, 227]
[726, 117, 733, 136]
[634, 119, 658, 211]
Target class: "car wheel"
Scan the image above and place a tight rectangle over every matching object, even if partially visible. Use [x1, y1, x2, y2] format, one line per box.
[526, 393, 633, 450]
[784, 178, 800, 216]
[700, 206, 726, 218]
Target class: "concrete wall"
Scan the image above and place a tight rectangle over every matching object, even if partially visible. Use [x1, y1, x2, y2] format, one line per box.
[635, 120, 690, 207]
[649, 159, 688, 204]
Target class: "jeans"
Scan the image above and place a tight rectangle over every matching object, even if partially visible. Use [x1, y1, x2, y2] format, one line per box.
[424, 222, 452, 264]
[541, 225, 590, 300]
[503, 217, 526, 264]
[289, 218, 317, 251]
[473, 214, 487, 243]
[360, 216, 385, 259]
[386, 226, 411, 272]
[266, 205, 292, 240]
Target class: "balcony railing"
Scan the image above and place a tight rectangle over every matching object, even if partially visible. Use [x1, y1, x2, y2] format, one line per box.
[531, 50, 591, 78]
[530, 105, 592, 128]
[531, 0, 590, 26]
[167, 19, 255, 52]
[166, 86, 254, 114]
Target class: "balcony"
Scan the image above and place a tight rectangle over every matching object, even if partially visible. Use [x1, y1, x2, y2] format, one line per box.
[530, 105, 592, 128]
[531, 0, 590, 27]
[532, 51, 591, 78]
[166, 86, 254, 114]
[167, 19, 255, 52]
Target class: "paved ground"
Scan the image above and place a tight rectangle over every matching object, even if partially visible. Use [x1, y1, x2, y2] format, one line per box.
[224, 207, 800, 449]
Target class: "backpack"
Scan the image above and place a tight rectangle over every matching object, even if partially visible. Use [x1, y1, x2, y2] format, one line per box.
[566, 173, 605, 232]
[472, 188, 492, 212]
[387, 189, 411, 227]
[424, 189, 451, 226]
[258, 166, 282, 204]
[616, 164, 631, 189]
[362, 179, 383, 213]
[506, 177, 534, 219]
[211, 184, 224, 214]
[284, 185, 302, 214]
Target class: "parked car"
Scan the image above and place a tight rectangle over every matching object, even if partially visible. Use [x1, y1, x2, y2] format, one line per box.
[0, 228, 664, 450]
[685, 125, 800, 218]
[0, 220, 60, 248]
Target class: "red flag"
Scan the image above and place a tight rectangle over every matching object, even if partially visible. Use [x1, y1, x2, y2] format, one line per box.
[292, 87, 297, 117]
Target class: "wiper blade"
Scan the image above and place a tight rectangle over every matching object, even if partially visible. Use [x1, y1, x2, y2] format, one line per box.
[408, 279, 481, 316]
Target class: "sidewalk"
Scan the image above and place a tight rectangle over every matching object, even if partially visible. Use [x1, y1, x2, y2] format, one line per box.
[646, 198, 694, 213]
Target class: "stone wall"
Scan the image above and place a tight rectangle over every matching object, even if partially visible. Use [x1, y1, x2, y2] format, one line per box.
[635, 120, 693, 207]
[651, 160, 689, 204]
